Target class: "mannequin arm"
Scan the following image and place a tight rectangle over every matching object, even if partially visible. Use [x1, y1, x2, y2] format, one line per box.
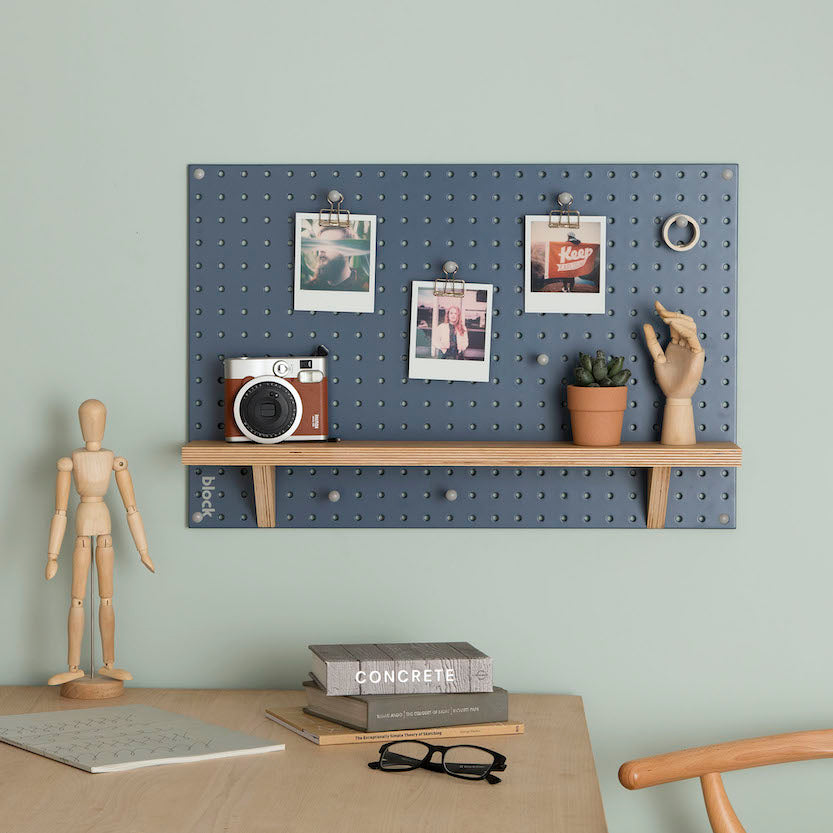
[661, 398, 697, 446]
[46, 458, 73, 579]
[114, 456, 154, 572]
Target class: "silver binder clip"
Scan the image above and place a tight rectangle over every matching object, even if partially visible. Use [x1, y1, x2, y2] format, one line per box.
[319, 189, 351, 228]
[549, 192, 580, 229]
[433, 260, 465, 297]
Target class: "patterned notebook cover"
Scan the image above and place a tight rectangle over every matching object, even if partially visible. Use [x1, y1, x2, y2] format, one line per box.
[0, 704, 284, 772]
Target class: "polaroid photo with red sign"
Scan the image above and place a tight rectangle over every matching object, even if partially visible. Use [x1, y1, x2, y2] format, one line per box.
[524, 215, 606, 313]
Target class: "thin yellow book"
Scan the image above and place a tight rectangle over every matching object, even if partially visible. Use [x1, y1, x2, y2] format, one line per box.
[265, 706, 524, 747]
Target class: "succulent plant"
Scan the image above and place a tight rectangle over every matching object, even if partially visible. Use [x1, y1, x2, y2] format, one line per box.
[573, 350, 631, 387]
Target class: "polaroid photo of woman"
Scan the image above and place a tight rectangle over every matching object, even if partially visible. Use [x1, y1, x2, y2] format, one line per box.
[524, 215, 607, 314]
[294, 212, 376, 313]
[408, 281, 493, 383]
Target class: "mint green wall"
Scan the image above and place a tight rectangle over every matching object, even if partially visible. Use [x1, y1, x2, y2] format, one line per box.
[2, 1, 831, 830]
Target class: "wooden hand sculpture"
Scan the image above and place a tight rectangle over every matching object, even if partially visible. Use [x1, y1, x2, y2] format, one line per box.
[643, 301, 705, 445]
[45, 399, 153, 688]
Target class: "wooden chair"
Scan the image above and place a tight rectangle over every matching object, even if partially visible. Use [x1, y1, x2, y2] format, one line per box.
[619, 729, 833, 832]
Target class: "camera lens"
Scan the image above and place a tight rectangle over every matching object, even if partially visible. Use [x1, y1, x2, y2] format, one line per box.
[238, 381, 298, 440]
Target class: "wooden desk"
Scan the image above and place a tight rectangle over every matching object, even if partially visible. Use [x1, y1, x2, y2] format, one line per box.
[0, 687, 607, 833]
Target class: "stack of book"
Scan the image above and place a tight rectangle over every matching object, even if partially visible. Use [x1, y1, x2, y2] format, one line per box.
[266, 642, 523, 746]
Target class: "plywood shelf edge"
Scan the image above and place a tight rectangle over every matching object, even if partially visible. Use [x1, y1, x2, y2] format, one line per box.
[182, 440, 741, 468]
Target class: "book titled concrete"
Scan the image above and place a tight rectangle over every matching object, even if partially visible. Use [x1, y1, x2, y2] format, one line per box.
[303, 679, 508, 732]
[309, 642, 493, 695]
[266, 706, 523, 746]
[0, 705, 284, 773]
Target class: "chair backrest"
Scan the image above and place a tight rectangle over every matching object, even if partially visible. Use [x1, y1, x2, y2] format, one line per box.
[619, 729, 833, 833]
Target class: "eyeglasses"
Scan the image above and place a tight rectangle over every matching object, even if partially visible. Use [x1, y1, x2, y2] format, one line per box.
[368, 740, 507, 784]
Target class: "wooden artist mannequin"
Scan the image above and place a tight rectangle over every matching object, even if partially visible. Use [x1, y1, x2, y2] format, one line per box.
[643, 301, 705, 445]
[46, 399, 154, 691]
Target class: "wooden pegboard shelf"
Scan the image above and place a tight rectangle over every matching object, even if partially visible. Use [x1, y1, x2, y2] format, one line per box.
[181, 441, 741, 529]
[182, 440, 741, 468]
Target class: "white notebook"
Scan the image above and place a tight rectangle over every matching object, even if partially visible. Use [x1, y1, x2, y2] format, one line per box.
[0, 704, 285, 773]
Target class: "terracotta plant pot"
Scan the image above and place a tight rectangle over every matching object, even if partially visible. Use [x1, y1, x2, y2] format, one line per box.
[567, 385, 628, 447]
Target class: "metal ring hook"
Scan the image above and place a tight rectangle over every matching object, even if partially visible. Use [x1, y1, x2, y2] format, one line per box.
[662, 213, 700, 252]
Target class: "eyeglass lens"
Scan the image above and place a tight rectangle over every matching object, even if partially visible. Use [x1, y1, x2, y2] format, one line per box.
[443, 745, 496, 779]
[379, 741, 430, 771]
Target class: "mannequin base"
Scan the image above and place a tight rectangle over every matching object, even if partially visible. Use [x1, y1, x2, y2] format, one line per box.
[60, 675, 124, 700]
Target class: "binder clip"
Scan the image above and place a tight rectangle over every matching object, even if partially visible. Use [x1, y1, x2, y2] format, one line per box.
[433, 261, 465, 297]
[319, 189, 351, 228]
[549, 192, 580, 229]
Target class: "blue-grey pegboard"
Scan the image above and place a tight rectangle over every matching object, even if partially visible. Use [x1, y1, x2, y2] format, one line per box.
[188, 164, 737, 529]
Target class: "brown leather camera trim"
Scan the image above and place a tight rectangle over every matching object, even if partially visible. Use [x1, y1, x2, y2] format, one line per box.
[224, 375, 328, 441]
[224, 376, 252, 439]
[295, 381, 328, 438]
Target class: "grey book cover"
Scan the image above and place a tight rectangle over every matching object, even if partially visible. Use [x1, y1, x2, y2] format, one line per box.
[304, 681, 508, 731]
[0, 705, 284, 773]
[308, 642, 494, 696]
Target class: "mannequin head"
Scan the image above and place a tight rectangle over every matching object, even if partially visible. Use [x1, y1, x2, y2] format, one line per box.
[78, 399, 106, 450]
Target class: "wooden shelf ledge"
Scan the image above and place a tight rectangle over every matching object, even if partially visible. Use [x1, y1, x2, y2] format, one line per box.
[182, 440, 741, 468]
[181, 441, 740, 530]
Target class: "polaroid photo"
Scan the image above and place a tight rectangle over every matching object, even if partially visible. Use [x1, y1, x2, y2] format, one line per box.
[408, 281, 493, 383]
[294, 212, 376, 313]
[524, 215, 606, 314]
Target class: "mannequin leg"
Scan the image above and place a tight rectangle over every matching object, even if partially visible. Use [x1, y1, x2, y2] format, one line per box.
[95, 535, 132, 681]
[47, 536, 90, 685]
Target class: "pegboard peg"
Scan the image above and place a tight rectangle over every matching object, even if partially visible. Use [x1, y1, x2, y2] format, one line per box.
[536, 353, 550, 366]
[328, 490, 341, 503]
[445, 489, 458, 502]
[675, 216, 689, 228]
[327, 189, 343, 204]
[443, 260, 459, 275]
[557, 192, 573, 207]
